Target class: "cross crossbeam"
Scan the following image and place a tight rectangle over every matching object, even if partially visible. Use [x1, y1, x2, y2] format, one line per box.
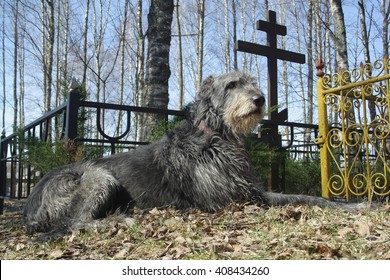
[235, 41, 305, 64]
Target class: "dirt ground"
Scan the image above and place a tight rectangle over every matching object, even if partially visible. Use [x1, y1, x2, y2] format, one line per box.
[0, 198, 389, 260]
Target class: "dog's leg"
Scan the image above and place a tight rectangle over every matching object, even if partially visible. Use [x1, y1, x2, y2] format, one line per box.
[24, 165, 130, 233]
[261, 191, 367, 211]
[75, 167, 131, 222]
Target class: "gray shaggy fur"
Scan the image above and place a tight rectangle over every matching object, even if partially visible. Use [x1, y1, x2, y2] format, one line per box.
[24, 72, 356, 233]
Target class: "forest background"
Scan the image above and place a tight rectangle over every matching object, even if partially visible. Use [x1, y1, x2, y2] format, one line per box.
[0, 0, 389, 142]
[0, 1, 389, 261]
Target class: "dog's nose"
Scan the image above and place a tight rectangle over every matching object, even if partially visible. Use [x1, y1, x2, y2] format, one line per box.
[253, 96, 265, 107]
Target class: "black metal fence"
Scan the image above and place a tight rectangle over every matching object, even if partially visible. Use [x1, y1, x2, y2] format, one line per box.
[0, 89, 186, 213]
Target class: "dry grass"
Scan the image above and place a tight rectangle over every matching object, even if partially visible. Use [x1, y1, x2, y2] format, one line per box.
[0, 198, 389, 260]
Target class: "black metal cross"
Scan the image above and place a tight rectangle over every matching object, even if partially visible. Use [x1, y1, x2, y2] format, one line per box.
[235, 10, 305, 190]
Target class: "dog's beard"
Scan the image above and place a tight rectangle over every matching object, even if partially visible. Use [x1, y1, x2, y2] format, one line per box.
[231, 112, 263, 134]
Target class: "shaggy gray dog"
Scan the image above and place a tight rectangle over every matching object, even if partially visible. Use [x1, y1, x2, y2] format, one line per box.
[24, 72, 353, 233]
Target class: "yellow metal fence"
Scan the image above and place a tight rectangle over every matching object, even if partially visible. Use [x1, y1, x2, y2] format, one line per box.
[315, 58, 390, 201]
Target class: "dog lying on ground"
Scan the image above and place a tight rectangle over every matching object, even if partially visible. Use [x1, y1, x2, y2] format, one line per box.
[23, 72, 362, 233]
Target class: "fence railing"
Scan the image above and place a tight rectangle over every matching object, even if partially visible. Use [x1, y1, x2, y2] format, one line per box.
[315, 58, 390, 201]
[0, 88, 186, 213]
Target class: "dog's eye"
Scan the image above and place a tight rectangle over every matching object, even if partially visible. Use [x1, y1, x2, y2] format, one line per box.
[226, 81, 237, 90]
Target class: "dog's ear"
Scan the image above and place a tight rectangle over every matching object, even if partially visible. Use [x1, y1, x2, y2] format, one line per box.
[193, 76, 213, 126]
[193, 75, 223, 131]
[198, 75, 214, 98]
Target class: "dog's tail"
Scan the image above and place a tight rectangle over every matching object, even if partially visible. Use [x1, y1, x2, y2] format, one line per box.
[261, 192, 366, 211]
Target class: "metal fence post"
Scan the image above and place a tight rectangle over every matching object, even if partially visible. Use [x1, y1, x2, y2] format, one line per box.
[315, 58, 330, 199]
[65, 88, 80, 144]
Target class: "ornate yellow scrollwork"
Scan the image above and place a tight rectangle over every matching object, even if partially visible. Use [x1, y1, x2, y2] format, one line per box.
[316, 57, 390, 201]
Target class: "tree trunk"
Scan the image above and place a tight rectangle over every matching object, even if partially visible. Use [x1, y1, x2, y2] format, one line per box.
[42, 0, 55, 114]
[135, 0, 145, 141]
[277, 1, 289, 142]
[55, 0, 70, 106]
[324, 2, 336, 124]
[13, 0, 19, 131]
[329, 0, 349, 71]
[224, 0, 230, 72]
[135, 0, 145, 104]
[116, 0, 130, 136]
[18, 7, 25, 128]
[2, 0, 5, 129]
[292, 0, 306, 125]
[232, 0, 237, 70]
[381, 0, 389, 59]
[330, 0, 353, 126]
[250, 1, 259, 76]
[196, 0, 205, 91]
[175, 0, 184, 109]
[82, 0, 90, 87]
[314, 0, 322, 59]
[277, 0, 288, 109]
[324, 2, 332, 75]
[307, 0, 314, 134]
[63, 0, 70, 97]
[93, 0, 103, 103]
[358, 0, 371, 64]
[358, 0, 376, 122]
[55, 1, 61, 108]
[141, 0, 174, 141]
[240, 0, 248, 70]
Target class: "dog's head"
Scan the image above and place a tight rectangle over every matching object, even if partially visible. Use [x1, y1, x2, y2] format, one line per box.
[194, 72, 265, 137]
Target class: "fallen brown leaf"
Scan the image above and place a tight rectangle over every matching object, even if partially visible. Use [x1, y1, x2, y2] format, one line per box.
[353, 221, 370, 237]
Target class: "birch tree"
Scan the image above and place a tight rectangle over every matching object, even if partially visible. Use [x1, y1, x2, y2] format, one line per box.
[292, 0, 306, 125]
[82, 0, 91, 87]
[381, 0, 389, 58]
[116, 0, 130, 136]
[239, 0, 248, 70]
[358, 0, 371, 64]
[277, 0, 288, 109]
[56, 0, 70, 106]
[134, 0, 145, 141]
[175, 0, 184, 109]
[92, 0, 104, 103]
[224, 0, 231, 72]
[324, 2, 333, 75]
[135, 0, 145, 107]
[55, 0, 62, 106]
[314, 0, 323, 60]
[358, 0, 376, 122]
[42, 0, 55, 113]
[1, 0, 5, 129]
[307, 0, 314, 130]
[322, 1, 337, 125]
[13, 0, 18, 131]
[18, 3, 25, 128]
[196, 0, 205, 91]
[232, 0, 237, 70]
[330, 0, 349, 71]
